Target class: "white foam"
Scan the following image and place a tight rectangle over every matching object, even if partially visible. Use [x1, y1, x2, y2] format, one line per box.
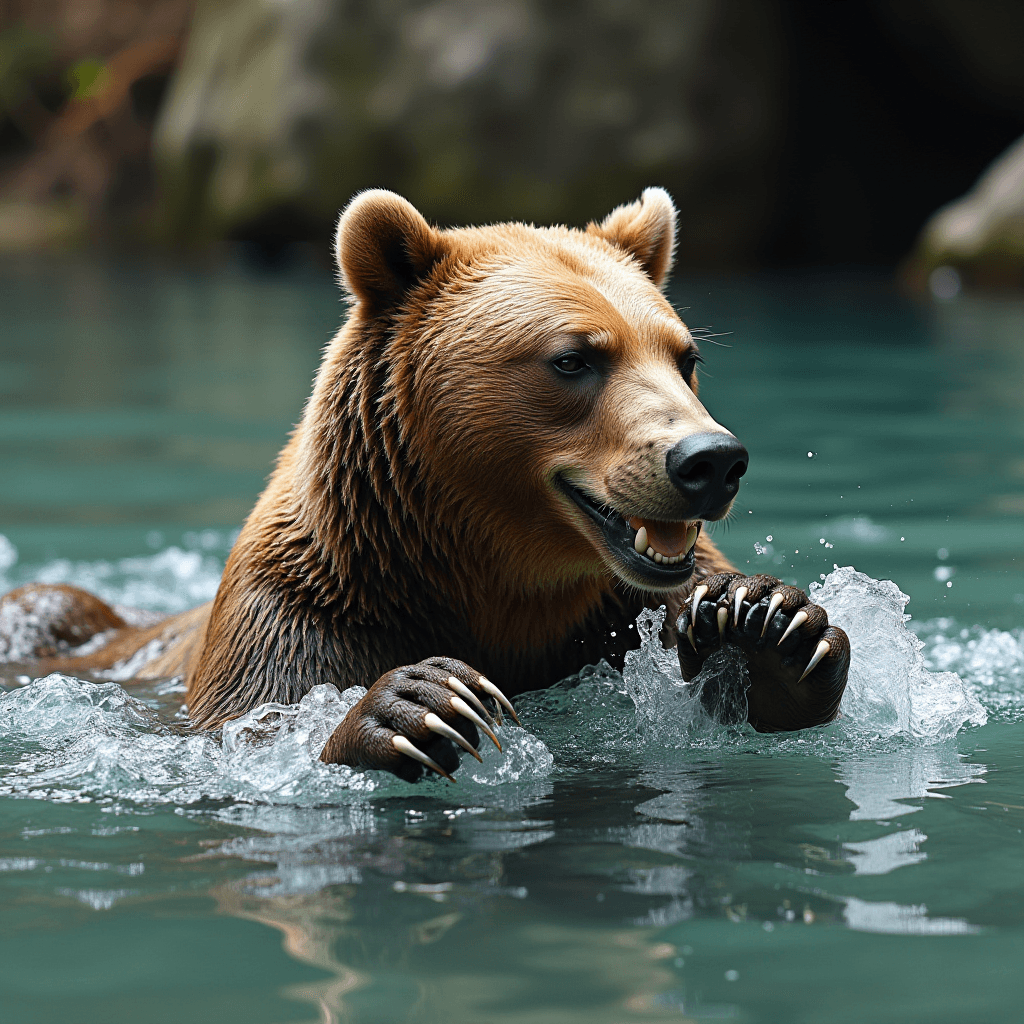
[915, 619, 1024, 721]
[0, 533, 226, 615]
[0, 562, 1012, 816]
[811, 566, 988, 740]
[0, 674, 552, 809]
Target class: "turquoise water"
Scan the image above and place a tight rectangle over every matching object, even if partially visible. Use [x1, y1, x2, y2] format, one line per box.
[1, 258, 1023, 1023]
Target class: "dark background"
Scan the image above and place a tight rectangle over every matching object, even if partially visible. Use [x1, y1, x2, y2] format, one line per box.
[2, 0, 1023, 272]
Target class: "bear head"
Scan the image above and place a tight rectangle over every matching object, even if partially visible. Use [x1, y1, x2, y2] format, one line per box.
[297, 189, 747, 605]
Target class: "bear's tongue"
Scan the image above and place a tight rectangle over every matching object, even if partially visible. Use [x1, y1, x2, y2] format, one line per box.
[627, 517, 691, 557]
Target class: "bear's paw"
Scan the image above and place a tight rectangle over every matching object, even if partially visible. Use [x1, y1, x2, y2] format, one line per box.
[678, 573, 850, 732]
[319, 657, 517, 782]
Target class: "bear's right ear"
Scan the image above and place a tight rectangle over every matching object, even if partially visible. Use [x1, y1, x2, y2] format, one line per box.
[588, 187, 677, 289]
[335, 190, 448, 312]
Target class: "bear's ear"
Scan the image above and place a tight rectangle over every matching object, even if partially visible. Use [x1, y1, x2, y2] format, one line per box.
[588, 187, 677, 289]
[335, 190, 448, 311]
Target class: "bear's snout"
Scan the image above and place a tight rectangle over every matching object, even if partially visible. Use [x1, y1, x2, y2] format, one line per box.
[665, 432, 749, 519]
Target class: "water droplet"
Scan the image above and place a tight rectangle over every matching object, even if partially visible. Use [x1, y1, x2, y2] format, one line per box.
[725, 970, 739, 981]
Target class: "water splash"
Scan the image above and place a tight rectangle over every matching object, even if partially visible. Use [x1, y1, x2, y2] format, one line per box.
[0, 563, 1011, 814]
[914, 619, 1024, 722]
[523, 567, 992, 763]
[811, 566, 987, 740]
[0, 674, 550, 809]
[0, 532, 226, 616]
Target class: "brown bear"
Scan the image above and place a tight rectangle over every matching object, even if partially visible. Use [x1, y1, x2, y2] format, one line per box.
[0, 188, 850, 781]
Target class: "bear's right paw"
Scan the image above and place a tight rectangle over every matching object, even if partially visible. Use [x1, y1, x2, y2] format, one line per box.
[319, 657, 517, 782]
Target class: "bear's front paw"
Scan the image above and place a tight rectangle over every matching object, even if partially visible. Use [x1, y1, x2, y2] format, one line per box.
[319, 657, 518, 782]
[677, 573, 850, 732]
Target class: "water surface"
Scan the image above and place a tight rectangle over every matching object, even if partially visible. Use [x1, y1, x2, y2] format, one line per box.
[1, 258, 1023, 1024]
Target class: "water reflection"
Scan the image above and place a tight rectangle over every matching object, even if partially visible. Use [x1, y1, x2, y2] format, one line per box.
[835, 742, 986, 822]
[842, 897, 980, 936]
[842, 828, 927, 876]
[202, 785, 705, 1023]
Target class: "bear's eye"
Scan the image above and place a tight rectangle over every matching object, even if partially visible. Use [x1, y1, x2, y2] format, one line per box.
[680, 353, 704, 380]
[552, 353, 589, 376]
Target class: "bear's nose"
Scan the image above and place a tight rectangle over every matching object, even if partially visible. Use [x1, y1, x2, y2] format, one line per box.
[666, 432, 749, 517]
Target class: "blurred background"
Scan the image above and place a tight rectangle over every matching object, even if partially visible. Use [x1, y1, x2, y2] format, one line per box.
[2, 0, 1024, 279]
[1, 0, 1023, 626]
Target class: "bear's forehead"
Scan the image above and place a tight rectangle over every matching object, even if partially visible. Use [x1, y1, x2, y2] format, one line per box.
[440, 225, 690, 354]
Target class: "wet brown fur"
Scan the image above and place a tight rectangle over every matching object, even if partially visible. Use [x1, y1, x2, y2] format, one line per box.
[9, 189, 738, 726]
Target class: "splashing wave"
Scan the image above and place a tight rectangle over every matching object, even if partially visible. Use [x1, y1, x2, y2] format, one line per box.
[0, 548, 1017, 812]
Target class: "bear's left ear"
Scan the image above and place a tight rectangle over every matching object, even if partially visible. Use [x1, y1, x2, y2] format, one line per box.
[335, 189, 449, 312]
[588, 187, 677, 289]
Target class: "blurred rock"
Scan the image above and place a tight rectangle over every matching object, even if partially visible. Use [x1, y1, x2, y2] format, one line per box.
[154, 0, 786, 267]
[909, 134, 1024, 290]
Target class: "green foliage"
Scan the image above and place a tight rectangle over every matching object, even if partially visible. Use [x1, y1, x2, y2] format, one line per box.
[67, 58, 109, 102]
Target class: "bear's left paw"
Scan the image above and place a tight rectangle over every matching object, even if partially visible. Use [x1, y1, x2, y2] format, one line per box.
[319, 657, 517, 782]
[678, 573, 850, 732]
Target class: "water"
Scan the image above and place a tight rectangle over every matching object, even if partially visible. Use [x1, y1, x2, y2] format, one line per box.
[2, 259, 1023, 1023]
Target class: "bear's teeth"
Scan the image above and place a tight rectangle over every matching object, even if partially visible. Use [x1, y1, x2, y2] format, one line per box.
[646, 546, 655, 558]
[654, 552, 664, 563]
[634, 526, 649, 554]
[684, 524, 699, 553]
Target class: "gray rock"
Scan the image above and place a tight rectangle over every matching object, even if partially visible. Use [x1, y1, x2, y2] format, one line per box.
[153, 0, 785, 266]
[913, 134, 1024, 287]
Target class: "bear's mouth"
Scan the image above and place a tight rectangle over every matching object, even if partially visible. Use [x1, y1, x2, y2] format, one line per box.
[556, 477, 701, 590]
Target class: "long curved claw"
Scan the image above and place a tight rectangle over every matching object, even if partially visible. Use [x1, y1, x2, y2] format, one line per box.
[686, 624, 697, 650]
[691, 584, 709, 627]
[423, 712, 483, 762]
[777, 609, 809, 646]
[733, 586, 748, 627]
[478, 676, 520, 726]
[450, 695, 502, 752]
[446, 675, 493, 723]
[760, 592, 785, 637]
[392, 734, 456, 782]
[717, 605, 728, 639]
[797, 639, 831, 683]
